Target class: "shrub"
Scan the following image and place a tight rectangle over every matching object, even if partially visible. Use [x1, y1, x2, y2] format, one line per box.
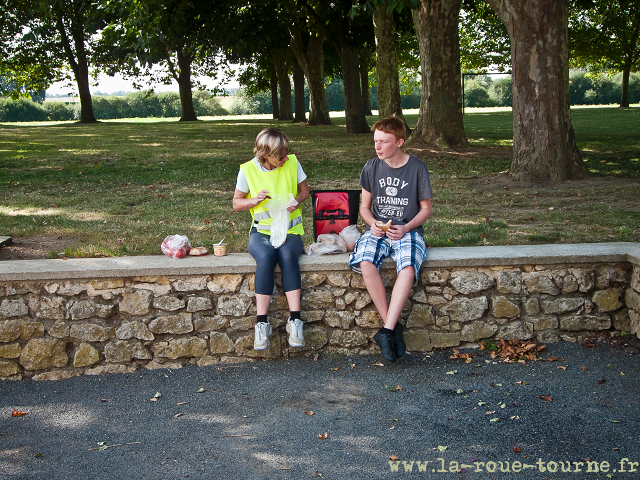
[464, 80, 492, 107]
[43, 101, 75, 121]
[0, 97, 48, 122]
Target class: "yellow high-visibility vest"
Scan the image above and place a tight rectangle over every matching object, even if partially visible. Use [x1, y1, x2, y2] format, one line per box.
[240, 155, 304, 236]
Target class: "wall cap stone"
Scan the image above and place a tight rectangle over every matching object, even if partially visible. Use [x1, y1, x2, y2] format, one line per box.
[0, 242, 638, 282]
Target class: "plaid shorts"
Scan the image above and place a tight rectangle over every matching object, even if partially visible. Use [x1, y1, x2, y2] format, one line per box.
[349, 230, 427, 281]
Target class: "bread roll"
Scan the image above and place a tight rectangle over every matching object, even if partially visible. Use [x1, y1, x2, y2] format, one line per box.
[375, 220, 392, 232]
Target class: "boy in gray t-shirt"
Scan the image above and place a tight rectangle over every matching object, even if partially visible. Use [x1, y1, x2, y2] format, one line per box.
[349, 116, 433, 362]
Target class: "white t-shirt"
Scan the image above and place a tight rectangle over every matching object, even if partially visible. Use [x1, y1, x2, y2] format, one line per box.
[235, 157, 307, 193]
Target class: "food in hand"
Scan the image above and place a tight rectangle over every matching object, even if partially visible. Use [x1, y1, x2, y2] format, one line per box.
[375, 220, 392, 232]
[189, 247, 210, 256]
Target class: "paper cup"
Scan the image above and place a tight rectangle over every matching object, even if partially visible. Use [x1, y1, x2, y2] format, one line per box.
[213, 244, 227, 256]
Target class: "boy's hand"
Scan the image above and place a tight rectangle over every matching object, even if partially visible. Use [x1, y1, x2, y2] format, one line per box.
[386, 224, 408, 241]
[370, 222, 385, 237]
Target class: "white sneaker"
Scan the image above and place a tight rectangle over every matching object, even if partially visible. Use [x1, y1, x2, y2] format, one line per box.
[254, 321, 273, 351]
[286, 318, 305, 348]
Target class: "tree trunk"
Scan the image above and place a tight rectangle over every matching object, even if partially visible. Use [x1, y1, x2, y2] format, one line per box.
[407, 0, 468, 148]
[338, 44, 370, 133]
[269, 60, 280, 119]
[359, 47, 373, 116]
[291, 52, 307, 123]
[373, 3, 405, 126]
[55, 6, 96, 123]
[621, 62, 631, 108]
[177, 52, 197, 121]
[272, 51, 293, 120]
[486, 0, 589, 182]
[289, 26, 332, 125]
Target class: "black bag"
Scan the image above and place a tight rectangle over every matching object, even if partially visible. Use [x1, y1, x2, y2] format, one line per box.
[310, 190, 361, 241]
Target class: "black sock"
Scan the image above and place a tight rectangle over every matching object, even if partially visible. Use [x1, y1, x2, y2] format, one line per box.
[289, 311, 301, 321]
[257, 315, 268, 324]
[379, 327, 394, 335]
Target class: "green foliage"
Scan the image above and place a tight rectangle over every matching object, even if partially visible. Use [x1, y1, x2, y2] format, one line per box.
[570, 71, 640, 105]
[0, 97, 49, 122]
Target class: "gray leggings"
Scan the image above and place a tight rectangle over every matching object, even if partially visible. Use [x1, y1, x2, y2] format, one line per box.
[247, 230, 303, 295]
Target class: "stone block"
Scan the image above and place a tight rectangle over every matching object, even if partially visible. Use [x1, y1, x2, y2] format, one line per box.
[194, 315, 229, 331]
[524, 297, 540, 316]
[355, 310, 382, 329]
[172, 276, 208, 292]
[36, 296, 66, 320]
[91, 279, 125, 290]
[326, 272, 351, 287]
[301, 273, 327, 289]
[301, 311, 324, 324]
[612, 310, 630, 332]
[32, 370, 82, 381]
[69, 300, 98, 320]
[0, 343, 21, 359]
[207, 274, 244, 294]
[597, 265, 631, 289]
[496, 271, 522, 294]
[497, 320, 532, 340]
[73, 343, 101, 367]
[57, 282, 87, 296]
[430, 332, 460, 348]
[116, 321, 155, 341]
[209, 332, 234, 354]
[440, 296, 488, 323]
[562, 273, 579, 293]
[460, 322, 498, 342]
[119, 291, 152, 315]
[450, 271, 495, 294]
[152, 337, 207, 359]
[406, 304, 435, 328]
[301, 287, 336, 310]
[329, 330, 368, 348]
[631, 267, 640, 292]
[20, 320, 45, 340]
[491, 296, 520, 318]
[197, 356, 220, 367]
[523, 272, 559, 295]
[420, 269, 449, 285]
[540, 297, 585, 314]
[187, 297, 213, 313]
[85, 364, 137, 375]
[230, 316, 256, 331]
[0, 320, 23, 342]
[354, 292, 372, 310]
[235, 333, 282, 358]
[0, 299, 29, 318]
[324, 311, 356, 329]
[592, 289, 622, 312]
[48, 320, 70, 339]
[559, 315, 611, 331]
[20, 338, 67, 370]
[70, 324, 114, 342]
[630, 309, 639, 335]
[105, 339, 151, 363]
[149, 313, 193, 335]
[404, 329, 432, 352]
[153, 296, 186, 311]
[569, 268, 595, 293]
[624, 288, 640, 313]
[350, 274, 366, 289]
[300, 325, 329, 350]
[217, 294, 252, 316]
[0, 360, 19, 377]
[531, 316, 559, 331]
[133, 283, 172, 296]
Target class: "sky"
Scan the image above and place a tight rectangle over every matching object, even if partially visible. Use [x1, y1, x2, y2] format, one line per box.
[46, 71, 238, 96]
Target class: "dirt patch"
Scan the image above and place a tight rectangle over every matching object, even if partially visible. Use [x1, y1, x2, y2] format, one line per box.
[405, 144, 512, 161]
[0, 235, 78, 261]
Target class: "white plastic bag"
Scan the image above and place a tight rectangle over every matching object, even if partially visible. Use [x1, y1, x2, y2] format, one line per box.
[304, 233, 348, 256]
[161, 234, 191, 258]
[265, 193, 297, 248]
[338, 225, 361, 252]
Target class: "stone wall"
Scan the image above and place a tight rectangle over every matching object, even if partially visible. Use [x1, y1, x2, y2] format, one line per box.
[1, 243, 639, 380]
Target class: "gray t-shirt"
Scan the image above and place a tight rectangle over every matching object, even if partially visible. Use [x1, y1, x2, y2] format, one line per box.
[359, 154, 432, 235]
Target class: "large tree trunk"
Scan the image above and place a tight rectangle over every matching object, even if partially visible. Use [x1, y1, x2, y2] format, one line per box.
[291, 52, 307, 123]
[373, 3, 405, 126]
[486, 0, 589, 182]
[408, 0, 468, 148]
[176, 52, 197, 121]
[55, 7, 96, 123]
[338, 44, 370, 133]
[269, 61, 280, 119]
[359, 47, 373, 116]
[272, 51, 293, 120]
[289, 26, 332, 126]
[621, 62, 631, 108]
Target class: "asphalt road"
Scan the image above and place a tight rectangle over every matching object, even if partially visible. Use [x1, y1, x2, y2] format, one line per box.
[1, 339, 639, 480]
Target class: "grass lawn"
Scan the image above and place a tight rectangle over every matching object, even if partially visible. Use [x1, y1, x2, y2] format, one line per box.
[0, 106, 639, 260]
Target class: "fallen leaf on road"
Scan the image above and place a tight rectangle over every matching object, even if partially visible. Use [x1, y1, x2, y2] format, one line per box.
[304, 411, 314, 416]
[536, 395, 553, 402]
[331, 367, 339, 371]
[396, 385, 402, 391]
[485, 411, 496, 415]
[177, 402, 189, 406]
[598, 379, 606, 384]
[174, 413, 183, 418]
[446, 370, 458, 375]
[389, 455, 399, 461]
[12, 409, 29, 417]
[583, 366, 588, 371]
[557, 366, 567, 371]
[318, 433, 328, 439]
[490, 418, 500, 422]
[314, 354, 319, 361]
[437, 446, 448, 452]
[513, 447, 522, 452]
[546, 356, 564, 361]
[196, 388, 205, 393]
[150, 398, 158, 402]
[372, 362, 384, 366]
